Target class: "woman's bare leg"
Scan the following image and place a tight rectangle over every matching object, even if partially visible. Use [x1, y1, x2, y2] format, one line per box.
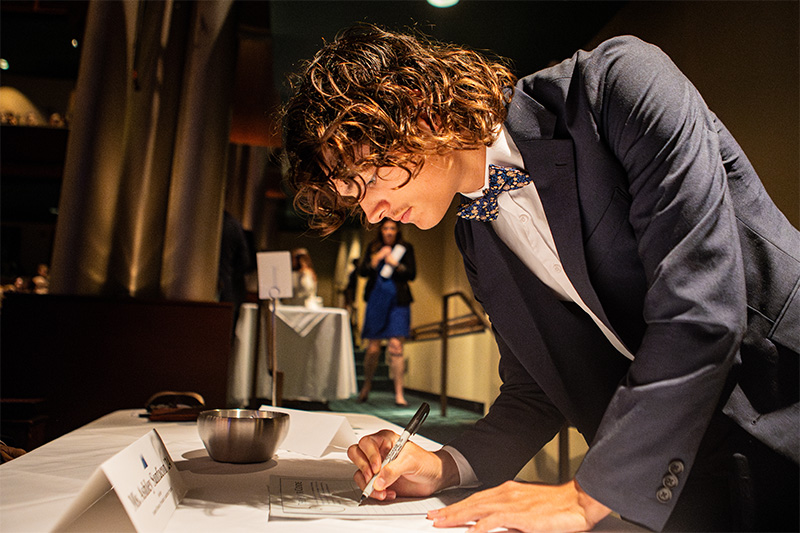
[387, 337, 406, 406]
[358, 339, 381, 402]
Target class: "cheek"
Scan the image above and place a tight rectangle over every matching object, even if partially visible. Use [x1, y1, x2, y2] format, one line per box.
[421, 185, 451, 212]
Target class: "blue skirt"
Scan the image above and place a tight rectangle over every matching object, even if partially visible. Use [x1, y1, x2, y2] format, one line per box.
[361, 275, 410, 340]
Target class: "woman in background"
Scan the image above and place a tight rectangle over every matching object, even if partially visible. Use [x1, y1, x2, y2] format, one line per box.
[288, 248, 320, 308]
[357, 219, 416, 406]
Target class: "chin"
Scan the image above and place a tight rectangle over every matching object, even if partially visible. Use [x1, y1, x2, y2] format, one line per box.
[414, 214, 445, 230]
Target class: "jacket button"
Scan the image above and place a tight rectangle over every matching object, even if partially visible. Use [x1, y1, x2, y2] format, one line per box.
[662, 473, 679, 488]
[656, 487, 672, 503]
[668, 460, 684, 475]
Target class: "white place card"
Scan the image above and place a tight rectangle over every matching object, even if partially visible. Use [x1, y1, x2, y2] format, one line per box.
[52, 429, 186, 533]
[257, 251, 293, 300]
[260, 405, 357, 457]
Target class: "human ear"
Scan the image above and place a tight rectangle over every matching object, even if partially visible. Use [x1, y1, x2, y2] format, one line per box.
[417, 113, 441, 133]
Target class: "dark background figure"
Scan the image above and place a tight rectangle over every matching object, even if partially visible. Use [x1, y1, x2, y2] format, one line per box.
[344, 257, 360, 340]
[217, 210, 251, 338]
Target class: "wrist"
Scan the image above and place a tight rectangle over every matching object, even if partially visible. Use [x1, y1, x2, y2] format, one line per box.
[433, 449, 460, 492]
[573, 479, 611, 527]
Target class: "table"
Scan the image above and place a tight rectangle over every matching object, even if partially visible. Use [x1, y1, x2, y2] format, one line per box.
[0, 409, 444, 533]
[0, 410, 641, 532]
[228, 304, 357, 406]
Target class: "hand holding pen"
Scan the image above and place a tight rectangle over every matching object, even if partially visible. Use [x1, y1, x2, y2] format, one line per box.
[349, 402, 430, 504]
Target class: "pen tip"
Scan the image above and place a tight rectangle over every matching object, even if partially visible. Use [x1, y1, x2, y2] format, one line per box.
[358, 495, 366, 506]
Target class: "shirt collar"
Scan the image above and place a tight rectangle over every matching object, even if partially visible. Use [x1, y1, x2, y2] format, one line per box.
[463, 124, 527, 199]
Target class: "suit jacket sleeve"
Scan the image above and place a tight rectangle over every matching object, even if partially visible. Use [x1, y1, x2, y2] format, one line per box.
[568, 37, 746, 530]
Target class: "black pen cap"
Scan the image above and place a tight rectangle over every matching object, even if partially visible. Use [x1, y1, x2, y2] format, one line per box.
[406, 402, 430, 435]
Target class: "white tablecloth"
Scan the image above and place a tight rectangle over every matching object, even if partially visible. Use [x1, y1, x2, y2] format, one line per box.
[0, 410, 640, 532]
[228, 304, 357, 406]
[0, 409, 447, 533]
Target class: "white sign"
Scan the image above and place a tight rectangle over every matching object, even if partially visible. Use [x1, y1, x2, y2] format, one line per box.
[261, 405, 356, 457]
[379, 244, 406, 278]
[257, 251, 293, 300]
[53, 429, 186, 533]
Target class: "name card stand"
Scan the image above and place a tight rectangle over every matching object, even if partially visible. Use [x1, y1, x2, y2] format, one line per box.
[256, 251, 293, 407]
[53, 429, 186, 533]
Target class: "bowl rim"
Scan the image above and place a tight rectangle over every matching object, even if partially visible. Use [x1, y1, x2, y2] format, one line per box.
[198, 408, 289, 420]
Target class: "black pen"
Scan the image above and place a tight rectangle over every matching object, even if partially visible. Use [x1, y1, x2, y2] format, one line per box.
[359, 402, 430, 505]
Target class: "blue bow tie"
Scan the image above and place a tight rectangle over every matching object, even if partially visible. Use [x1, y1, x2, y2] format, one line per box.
[457, 164, 533, 221]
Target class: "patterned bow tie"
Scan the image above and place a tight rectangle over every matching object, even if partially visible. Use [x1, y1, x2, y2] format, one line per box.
[457, 164, 533, 221]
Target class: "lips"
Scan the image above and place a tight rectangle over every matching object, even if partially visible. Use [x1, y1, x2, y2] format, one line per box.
[400, 208, 412, 224]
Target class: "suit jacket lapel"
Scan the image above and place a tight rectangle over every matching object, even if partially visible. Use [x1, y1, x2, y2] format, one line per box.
[466, 220, 580, 417]
[504, 89, 616, 332]
[462, 218, 630, 434]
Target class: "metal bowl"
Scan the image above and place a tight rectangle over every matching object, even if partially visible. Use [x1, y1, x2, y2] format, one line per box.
[197, 409, 290, 463]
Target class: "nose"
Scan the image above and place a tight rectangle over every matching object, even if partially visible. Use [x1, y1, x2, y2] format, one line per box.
[360, 195, 389, 224]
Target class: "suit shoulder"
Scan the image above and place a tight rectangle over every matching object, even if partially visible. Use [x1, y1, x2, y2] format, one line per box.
[581, 35, 666, 58]
[518, 36, 669, 103]
[576, 35, 675, 74]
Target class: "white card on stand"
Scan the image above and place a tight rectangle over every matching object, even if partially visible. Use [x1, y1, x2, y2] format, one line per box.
[257, 251, 293, 300]
[260, 405, 357, 457]
[52, 429, 186, 533]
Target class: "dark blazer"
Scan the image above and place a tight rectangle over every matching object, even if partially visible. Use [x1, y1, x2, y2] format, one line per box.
[448, 36, 799, 531]
[358, 242, 416, 306]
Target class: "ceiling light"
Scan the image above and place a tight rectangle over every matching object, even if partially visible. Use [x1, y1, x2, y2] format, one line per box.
[427, 0, 459, 7]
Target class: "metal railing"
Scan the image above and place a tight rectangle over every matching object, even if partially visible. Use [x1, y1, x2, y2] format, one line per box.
[409, 291, 490, 415]
[409, 293, 574, 480]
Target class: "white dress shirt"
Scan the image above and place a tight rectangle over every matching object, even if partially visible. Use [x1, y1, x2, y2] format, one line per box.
[444, 125, 634, 488]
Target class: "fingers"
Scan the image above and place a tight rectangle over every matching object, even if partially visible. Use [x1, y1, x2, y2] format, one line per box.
[428, 489, 492, 528]
[428, 482, 526, 530]
[347, 430, 443, 501]
[428, 480, 596, 533]
[347, 430, 399, 493]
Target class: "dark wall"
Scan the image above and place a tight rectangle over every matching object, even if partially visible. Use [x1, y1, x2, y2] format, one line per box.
[1, 293, 233, 446]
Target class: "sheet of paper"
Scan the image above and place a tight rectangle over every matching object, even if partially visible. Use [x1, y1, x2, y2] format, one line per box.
[263, 517, 449, 532]
[269, 476, 473, 519]
[260, 405, 356, 457]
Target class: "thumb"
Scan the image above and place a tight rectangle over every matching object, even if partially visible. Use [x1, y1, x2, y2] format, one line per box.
[372, 441, 421, 490]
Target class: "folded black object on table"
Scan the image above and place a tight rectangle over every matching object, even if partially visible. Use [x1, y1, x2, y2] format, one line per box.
[142, 391, 206, 421]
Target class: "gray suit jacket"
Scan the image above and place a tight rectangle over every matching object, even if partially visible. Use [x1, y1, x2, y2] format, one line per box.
[448, 36, 799, 531]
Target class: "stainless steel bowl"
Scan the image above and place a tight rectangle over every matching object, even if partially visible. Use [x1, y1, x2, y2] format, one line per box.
[197, 409, 290, 463]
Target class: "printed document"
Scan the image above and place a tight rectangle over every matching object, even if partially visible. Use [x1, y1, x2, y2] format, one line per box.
[269, 476, 472, 519]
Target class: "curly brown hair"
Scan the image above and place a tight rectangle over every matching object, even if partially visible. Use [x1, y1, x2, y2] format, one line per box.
[282, 24, 516, 235]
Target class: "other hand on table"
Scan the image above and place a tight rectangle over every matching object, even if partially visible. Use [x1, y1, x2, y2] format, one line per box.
[427, 479, 611, 532]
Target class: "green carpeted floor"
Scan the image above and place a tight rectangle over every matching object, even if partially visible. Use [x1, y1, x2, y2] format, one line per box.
[327, 390, 483, 445]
